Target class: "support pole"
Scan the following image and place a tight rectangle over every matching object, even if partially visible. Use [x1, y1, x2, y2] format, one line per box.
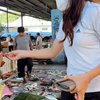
[7, 7, 9, 33]
[21, 13, 23, 27]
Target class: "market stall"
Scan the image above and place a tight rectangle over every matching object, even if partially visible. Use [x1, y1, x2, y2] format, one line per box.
[0, 69, 66, 100]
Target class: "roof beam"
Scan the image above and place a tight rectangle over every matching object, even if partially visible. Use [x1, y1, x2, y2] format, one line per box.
[13, 0, 50, 18]
[0, 8, 20, 16]
[0, 0, 54, 20]
[18, 0, 50, 16]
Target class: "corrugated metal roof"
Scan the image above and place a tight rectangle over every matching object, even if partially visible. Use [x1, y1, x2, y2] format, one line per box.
[0, 0, 56, 20]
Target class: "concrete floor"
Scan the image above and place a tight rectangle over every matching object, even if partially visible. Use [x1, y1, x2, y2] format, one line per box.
[31, 64, 67, 79]
[32, 64, 66, 70]
[3, 64, 67, 100]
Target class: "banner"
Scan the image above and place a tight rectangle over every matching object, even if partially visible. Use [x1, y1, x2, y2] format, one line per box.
[51, 9, 66, 63]
[51, 9, 62, 41]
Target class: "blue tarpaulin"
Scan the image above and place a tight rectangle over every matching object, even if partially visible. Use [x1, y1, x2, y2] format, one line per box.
[1, 32, 19, 38]
[27, 32, 52, 37]
[1, 32, 52, 38]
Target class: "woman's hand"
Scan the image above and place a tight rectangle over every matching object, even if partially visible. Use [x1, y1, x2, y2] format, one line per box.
[6, 50, 30, 60]
[64, 73, 91, 100]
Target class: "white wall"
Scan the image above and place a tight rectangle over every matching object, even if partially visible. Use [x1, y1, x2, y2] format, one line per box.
[9, 25, 52, 33]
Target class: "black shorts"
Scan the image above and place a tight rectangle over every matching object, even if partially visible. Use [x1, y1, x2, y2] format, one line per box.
[17, 58, 33, 77]
[61, 91, 100, 100]
[9, 46, 13, 51]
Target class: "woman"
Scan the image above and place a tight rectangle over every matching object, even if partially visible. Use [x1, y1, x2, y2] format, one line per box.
[6, 0, 100, 100]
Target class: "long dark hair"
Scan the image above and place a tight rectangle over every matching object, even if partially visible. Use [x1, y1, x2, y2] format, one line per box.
[62, 0, 85, 46]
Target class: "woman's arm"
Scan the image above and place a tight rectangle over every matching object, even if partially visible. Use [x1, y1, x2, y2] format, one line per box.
[87, 65, 100, 79]
[66, 65, 100, 100]
[7, 39, 64, 60]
